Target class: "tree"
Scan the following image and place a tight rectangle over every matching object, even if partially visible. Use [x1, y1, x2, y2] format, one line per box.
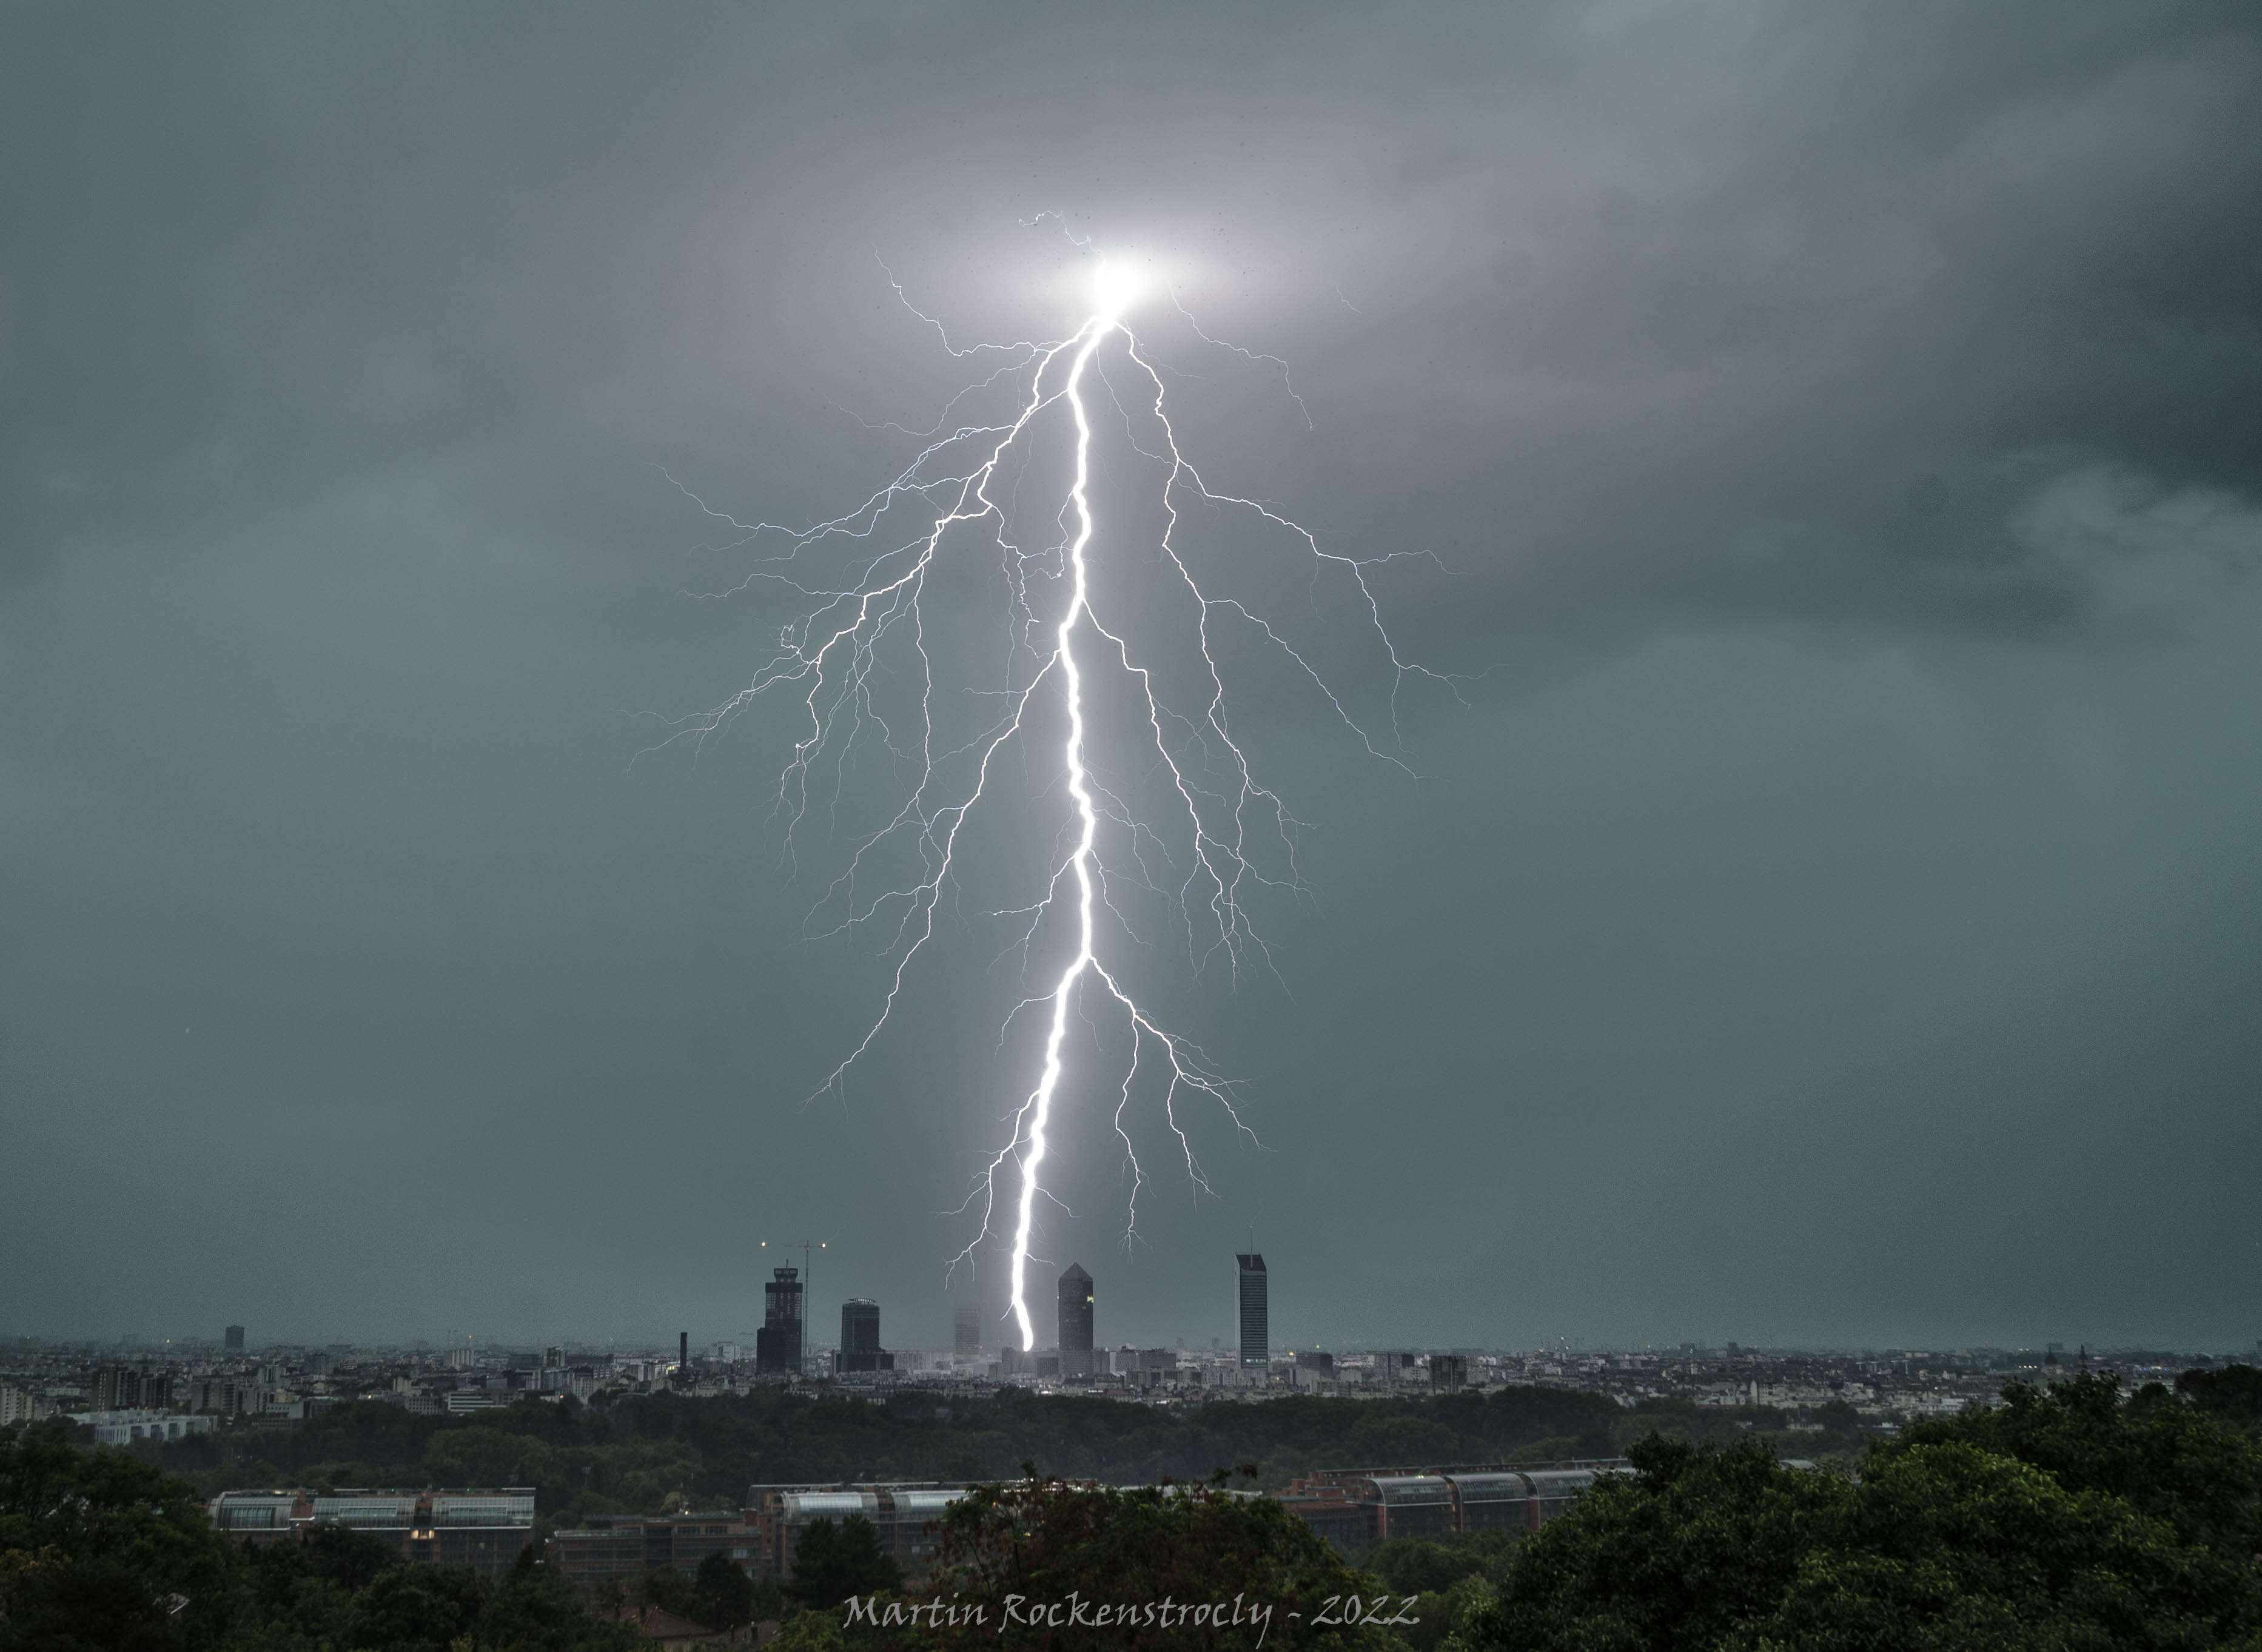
[787, 1514, 902, 1610]
[638, 1562, 696, 1614]
[0, 1423, 245, 1652]
[345, 1563, 489, 1652]
[691, 1550, 759, 1630]
[1914, 1371, 2262, 1553]
[1452, 1377, 2262, 1652]
[241, 1537, 360, 1647]
[1367, 1533, 1512, 1598]
[479, 1548, 642, 1651]
[2179, 1364, 2262, 1432]
[874, 1471, 1406, 1649]
[300, 1519, 400, 1591]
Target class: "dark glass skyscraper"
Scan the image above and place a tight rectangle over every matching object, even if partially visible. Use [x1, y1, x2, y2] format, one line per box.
[1057, 1264, 1093, 1355]
[834, 1297, 893, 1373]
[1237, 1253, 1268, 1370]
[953, 1304, 981, 1358]
[756, 1268, 804, 1374]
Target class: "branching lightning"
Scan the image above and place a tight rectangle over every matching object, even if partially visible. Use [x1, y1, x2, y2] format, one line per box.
[659, 247, 1442, 1353]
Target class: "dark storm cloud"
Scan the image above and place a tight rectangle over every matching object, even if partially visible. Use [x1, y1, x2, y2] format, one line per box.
[8, 3, 2255, 619]
[2, 2, 2258, 1349]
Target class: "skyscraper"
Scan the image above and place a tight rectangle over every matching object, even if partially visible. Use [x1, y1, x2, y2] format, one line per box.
[835, 1298, 893, 1374]
[756, 1268, 804, 1374]
[1058, 1264, 1093, 1375]
[953, 1304, 982, 1358]
[224, 1325, 245, 1353]
[1236, 1254, 1268, 1371]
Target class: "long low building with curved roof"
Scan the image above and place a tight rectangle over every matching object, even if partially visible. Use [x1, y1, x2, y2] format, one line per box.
[1275, 1460, 1631, 1560]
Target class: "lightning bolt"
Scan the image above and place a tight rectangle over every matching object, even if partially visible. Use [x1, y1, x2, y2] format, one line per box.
[657, 245, 1440, 1355]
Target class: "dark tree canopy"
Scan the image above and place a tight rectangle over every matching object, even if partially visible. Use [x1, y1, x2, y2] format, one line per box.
[637, 1562, 696, 1615]
[301, 1519, 401, 1591]
[906, 1472, 1404, 1650]
[2180, 1365, 2262, 1432]
[144, 1385, 1685, 1523]
[693, 1547, 759, 1630]
[1453, 1375, 2262, 1652]
[788, 1513, 904, 1610]
[0, 1423, 244, 1652]
[1368, 1533, 1512, 1599]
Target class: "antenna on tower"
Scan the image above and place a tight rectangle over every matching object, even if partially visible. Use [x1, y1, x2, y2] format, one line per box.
[759, 1237, 828, 1374]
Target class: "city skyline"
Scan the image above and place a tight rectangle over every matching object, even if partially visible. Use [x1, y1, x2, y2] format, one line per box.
[25, 1237, 2243, 1365]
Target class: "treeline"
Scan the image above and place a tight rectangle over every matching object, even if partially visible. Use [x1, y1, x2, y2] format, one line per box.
[767, 1371, 2262, 1651]
[1458, 1372, 2262, 1650]
[140, 1383, 1875, 1528]
[15, 1371, 2262, 1649]
[0, 1427, 637, 1652]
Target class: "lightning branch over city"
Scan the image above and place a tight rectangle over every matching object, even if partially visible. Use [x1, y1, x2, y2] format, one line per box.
[664, 247, 1443, 1354]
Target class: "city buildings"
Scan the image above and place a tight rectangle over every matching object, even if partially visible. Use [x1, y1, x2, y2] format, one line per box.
[224, 1325, 245, 1352]
[1237, 1253, 1268, 1370]
[92, 1365, 175, 1410]
[549, 1511, 756, 1591]
[756, 1268, 804, 1375]
[745, 1483, 970, 1582]
[953, 1304, 982, 1358]
[66, 1409, 215, 1445]
[208, 1488, 535, 1579]
[1058, 1264, 1093, 1378]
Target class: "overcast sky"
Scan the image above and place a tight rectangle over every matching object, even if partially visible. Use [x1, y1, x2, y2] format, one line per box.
[4, 2, 2259, 1357]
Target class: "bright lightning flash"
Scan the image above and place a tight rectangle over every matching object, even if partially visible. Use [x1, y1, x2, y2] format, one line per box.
[662, 250, 1442, 1353]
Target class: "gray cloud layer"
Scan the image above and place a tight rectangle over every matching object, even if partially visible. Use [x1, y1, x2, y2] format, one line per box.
[2, 2, 2258, 1352]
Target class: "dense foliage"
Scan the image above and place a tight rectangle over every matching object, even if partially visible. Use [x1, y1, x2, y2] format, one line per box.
[0, 1423, 244, 1652]
[1368, 1534, 1515, 1652]
[777, 1471, 1406, 1651]
[17, 1369, 2262, 1649]
[788, 1513, 905, 1608]
[144, 1382, 1816, 1530]
[241, 1542, 641, 1652]
[0, 1426, 644, 1652]
[1453, 1374, 2262, 1652]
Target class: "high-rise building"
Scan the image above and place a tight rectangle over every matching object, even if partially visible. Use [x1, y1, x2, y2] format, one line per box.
[1057, 1264, 1093, 1354]
[1056, 1264, 1095, 1378]
[1237, 1254, 1268, 1371]
[224, 1325, 245, 1353]
[756, 1268, 804, 1374]
[953, 1305, 982, 1358]
[835, 1299, 893, 1374]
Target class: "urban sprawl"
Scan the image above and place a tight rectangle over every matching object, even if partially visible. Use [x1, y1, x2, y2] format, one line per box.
[7, 1252, 2246, 1593]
